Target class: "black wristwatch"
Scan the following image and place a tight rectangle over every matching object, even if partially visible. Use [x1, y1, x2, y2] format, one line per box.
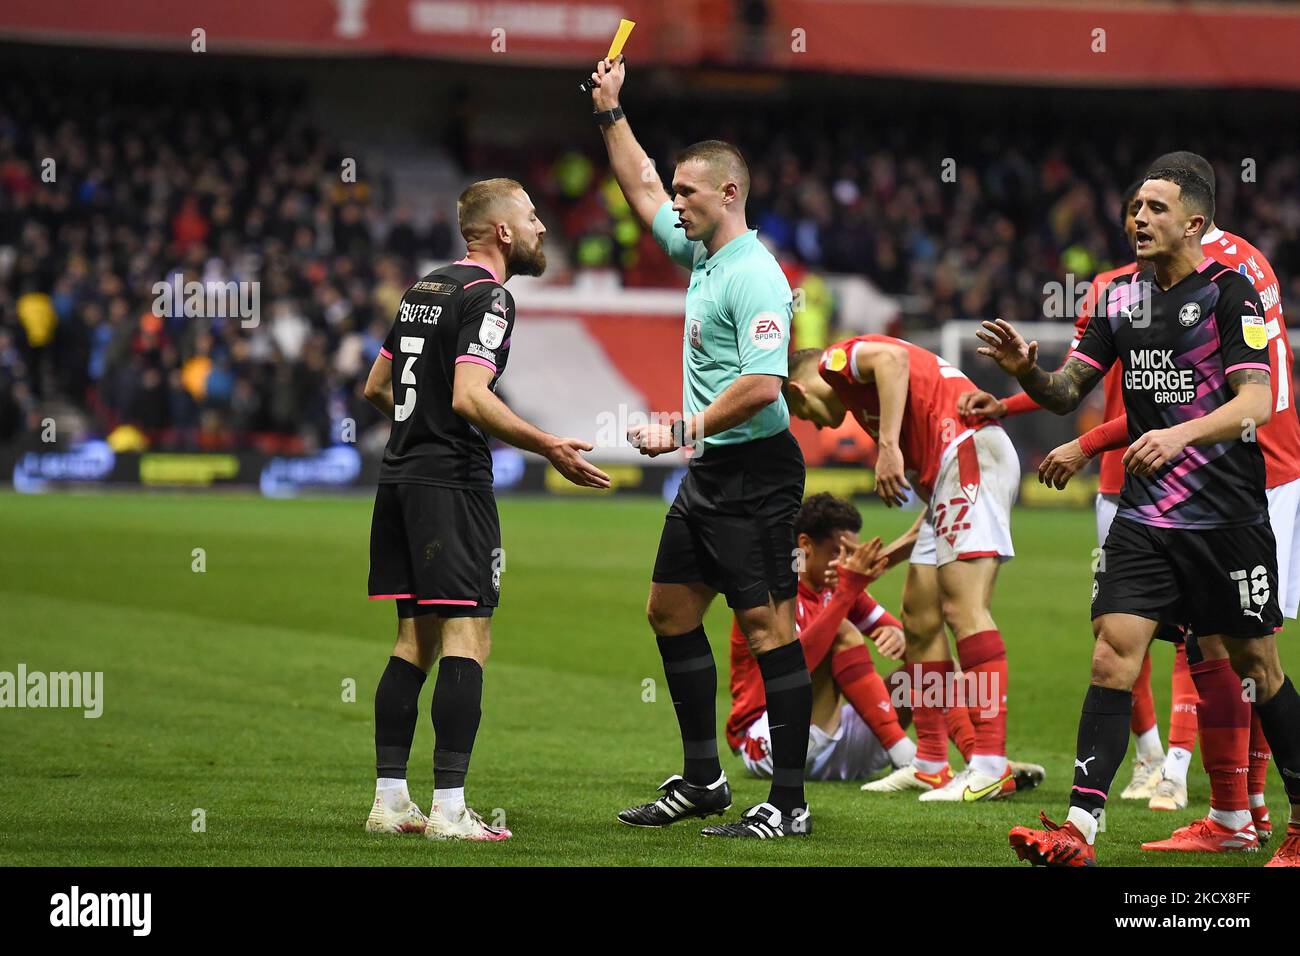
[593, 105, 625, 127]
[671, 418, 690, 448]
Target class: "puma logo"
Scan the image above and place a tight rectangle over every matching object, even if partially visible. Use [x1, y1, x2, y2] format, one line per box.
[1243, 607, 1264, 621]
[1075, 756, 1096, 776]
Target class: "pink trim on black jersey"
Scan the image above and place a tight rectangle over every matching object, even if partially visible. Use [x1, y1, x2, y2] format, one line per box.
[369, 593, 415, 600]
[1226, 363, 1272, 375]
[462, 278, 496, 290]
[416, 598, 479, 606]
[454, 258, 501, 282]
[454, 354, 497, 373]
[1070, 350, 1106, 372]
[379, 346, 392, 360]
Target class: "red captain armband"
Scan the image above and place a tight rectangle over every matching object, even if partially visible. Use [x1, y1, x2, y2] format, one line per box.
[1078, 415, 1128, 458]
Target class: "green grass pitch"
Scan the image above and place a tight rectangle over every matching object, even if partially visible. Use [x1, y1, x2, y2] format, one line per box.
[0, 490, 1292, 866]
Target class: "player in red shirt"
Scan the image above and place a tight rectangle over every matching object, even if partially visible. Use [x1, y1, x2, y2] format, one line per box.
[958, 180, 1203, 812]
[1035, 153, 1300, 859]
[727, 493, 926, 782]
[785, 336, 1046, 802]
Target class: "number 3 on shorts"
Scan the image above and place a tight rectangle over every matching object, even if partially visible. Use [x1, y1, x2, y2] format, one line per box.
[394, 336, 424, 422]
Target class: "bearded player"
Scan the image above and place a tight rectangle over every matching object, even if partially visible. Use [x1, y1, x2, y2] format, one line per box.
[1025, 152, 1300, 854]
[728, 493, 918, 783]
[362, 179, 609, 841]
[987, 167, 1300, 867]
[785, 337, 1045, 802]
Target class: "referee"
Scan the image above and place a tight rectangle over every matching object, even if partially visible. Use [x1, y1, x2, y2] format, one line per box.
[590, 57, 812, 838]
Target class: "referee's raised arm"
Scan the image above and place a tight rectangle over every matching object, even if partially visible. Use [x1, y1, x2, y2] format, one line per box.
[589, 57, 668, 230]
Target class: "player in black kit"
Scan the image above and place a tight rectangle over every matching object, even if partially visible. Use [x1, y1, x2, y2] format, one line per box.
[979, 167, 1300, 866]
[360, 178, 610, 842]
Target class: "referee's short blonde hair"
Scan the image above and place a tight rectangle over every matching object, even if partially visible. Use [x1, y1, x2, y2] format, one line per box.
[458, 178, 524, 242]
[677, 140, 749, 200]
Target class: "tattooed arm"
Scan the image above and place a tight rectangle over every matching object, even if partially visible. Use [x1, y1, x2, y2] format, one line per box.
[1125, 369, 1272, 477]
[1016, 358, 1104, 415]
[975, 319, 1103, 414]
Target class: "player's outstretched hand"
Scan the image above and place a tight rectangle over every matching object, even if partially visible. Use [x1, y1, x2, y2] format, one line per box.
[957, 389, 1007, 420]
[546, 437, 612, 489]
[626, 422, 677, 457]
[975, 319, 1038, 379]
[1039, 438, 1089, 490]
[874, 442, 911, 507]
[590, 56, 625, 112]
[1123, 427, 1187, 478]
[869, 625, 906, 661]
[836, 535, 888, 584]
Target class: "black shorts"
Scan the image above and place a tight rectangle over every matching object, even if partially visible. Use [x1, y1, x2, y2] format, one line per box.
[368, 482, 500, 619]
[1092, 516, 1282, 639]
[653, 430, 805, 609]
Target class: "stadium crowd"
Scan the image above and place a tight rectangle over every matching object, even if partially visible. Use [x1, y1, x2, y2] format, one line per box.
[2, 73, 1298, 450]
[530, 96, 1300, 328]
[0, 76, 450, 451]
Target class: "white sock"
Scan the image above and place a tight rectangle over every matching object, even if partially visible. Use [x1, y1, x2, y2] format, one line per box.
[888, 736, 917, 769]
[1067, 806, 1099, 845]
[1209, 807, 1252, 831]
[1249, 792, 1267, 809]
[1162, 747, 1192, 785]
[970, 753, 1007, 778]
[1135, 727, 1163, 762]
[914, 757, 947, 775]
[434, 787, 466, 818]
[376, 777, 410, 811]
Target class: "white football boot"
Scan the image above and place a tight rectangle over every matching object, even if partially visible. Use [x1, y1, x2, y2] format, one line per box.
[424, 802, 512, 842]
[1148, 771, 1189, 811]
[861, 763, 952, 793]
[365, 795, 428, 834]
[918, 765, 1016, 802]
[1119, 756, 1163, 800]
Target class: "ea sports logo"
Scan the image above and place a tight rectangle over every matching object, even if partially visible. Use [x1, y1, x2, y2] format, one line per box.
[1178, 302, 1200, 327]
[750, 312, 784, 351]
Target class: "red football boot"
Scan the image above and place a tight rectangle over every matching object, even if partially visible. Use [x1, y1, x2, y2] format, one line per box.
[1009, 811, 1096, 867]
[1141, 816, 1258, 853]
[1265, 823, 1300, 868]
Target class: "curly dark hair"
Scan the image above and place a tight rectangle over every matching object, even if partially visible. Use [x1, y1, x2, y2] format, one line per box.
[794, 492, 863, 542]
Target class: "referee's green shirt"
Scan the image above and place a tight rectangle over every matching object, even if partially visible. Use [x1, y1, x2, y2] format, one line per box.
[651, 200, 793, 447]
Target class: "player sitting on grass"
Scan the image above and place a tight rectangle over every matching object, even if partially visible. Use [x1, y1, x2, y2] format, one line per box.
[785, 338, 1046, 802]
[726, 493, 917, 783]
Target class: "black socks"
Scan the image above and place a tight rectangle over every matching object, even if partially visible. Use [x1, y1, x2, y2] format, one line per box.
[1068, 684, 1132, 821]
[756, 640, 812, 814]
[431, 656, 484, 791]
[374, 655, 428, 779]
[1255, 675, 1300, 807]
[656, 626, 723, 786]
